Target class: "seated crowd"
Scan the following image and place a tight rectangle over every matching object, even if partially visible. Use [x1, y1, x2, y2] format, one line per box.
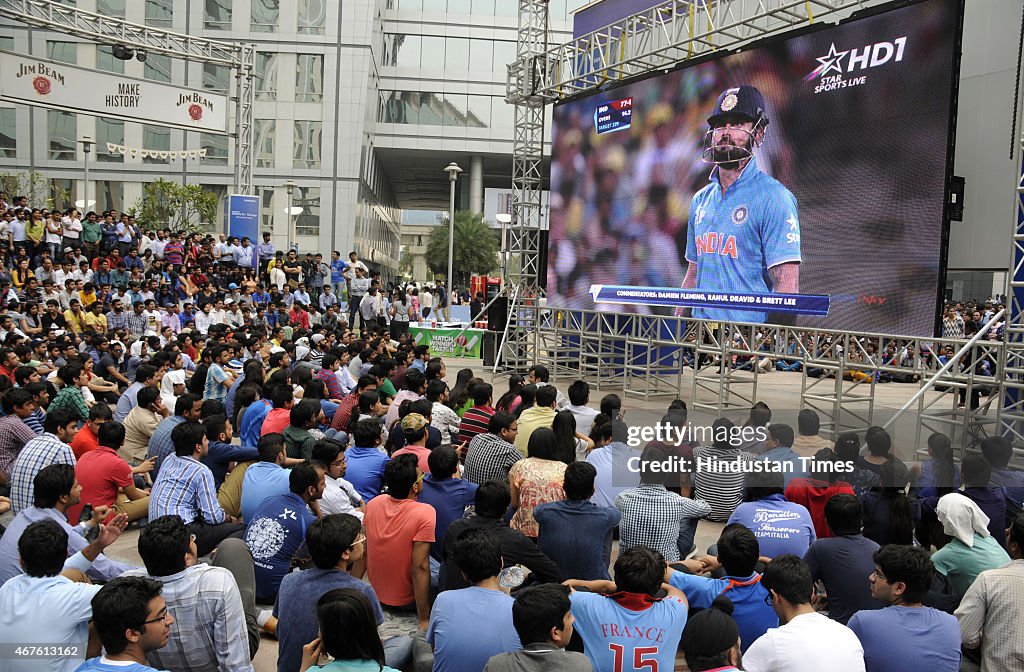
[0, 214, 1019, 671]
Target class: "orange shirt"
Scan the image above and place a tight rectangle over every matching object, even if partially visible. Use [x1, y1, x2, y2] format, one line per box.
[364, 496, 435, 607]
[71, 424, 100, 459]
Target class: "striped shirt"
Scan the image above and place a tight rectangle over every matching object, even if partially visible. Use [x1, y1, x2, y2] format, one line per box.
[692, 445, 754, 522]
[9, 433, 75, 513]
[615, 484, 711, 562]
[458, 404, 496, 446]
[146, 416, 186, 480]
[149, 454, 225, 526]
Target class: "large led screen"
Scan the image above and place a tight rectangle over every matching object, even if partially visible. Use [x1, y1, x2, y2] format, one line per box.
[548, 0, 962, 336]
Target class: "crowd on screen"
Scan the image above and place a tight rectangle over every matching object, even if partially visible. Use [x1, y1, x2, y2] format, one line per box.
[0, 190, 1018, 672]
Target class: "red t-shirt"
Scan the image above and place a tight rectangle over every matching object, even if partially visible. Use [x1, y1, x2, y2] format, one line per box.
[330, 394, 360, 432]
[70, 425, 101, 460]
[68, 446, 134, 524]
[261, 408, 291, 436]
[364, 496, 435, 607]
[784, 478, 855, 539]
[392, 444, 431, 474]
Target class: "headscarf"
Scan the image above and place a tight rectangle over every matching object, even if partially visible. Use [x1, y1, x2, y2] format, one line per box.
[129, 339, 145, 359]
[936, 492, 991, 547]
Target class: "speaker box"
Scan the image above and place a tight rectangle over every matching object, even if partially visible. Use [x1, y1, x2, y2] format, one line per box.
[487, 297, 508, 332]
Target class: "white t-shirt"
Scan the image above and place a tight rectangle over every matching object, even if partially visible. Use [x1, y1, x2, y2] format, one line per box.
[320, 474, 364, 520]
[742, 611, 865, 672]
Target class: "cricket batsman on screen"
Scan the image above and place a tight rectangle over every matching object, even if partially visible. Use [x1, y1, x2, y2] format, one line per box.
[680, 85, 801, 325]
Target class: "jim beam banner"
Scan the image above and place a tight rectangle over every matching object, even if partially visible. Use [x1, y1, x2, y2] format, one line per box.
[0, 51, 229, 134]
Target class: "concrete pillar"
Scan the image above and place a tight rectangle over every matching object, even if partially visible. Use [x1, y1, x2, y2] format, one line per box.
[470, 155, 484, 215]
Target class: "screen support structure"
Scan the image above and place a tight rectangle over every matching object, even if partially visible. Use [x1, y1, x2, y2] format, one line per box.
[508, 0, 1024, 461]
[0, 0, 256, 195]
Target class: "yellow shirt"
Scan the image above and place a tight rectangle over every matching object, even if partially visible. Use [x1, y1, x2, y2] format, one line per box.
[81, 311, 107, 334]
[513, 405, 558, 455]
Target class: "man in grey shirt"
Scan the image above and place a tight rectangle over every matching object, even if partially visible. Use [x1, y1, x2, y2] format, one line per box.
[349, 267, 370, 330]
[483, 583, 591, 672]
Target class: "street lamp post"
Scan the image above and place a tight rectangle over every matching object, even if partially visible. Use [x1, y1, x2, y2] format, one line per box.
[444, 162, 462, 289]
[284, 180, 296, 251]
[78, 137, 94, 211]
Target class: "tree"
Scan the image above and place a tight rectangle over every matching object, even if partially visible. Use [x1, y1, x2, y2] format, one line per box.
[130, 178, 218, 235]
[0, 170, 70, 209]
[425, 210, 499, 286]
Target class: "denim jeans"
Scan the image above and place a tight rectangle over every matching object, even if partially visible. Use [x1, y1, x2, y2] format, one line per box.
[677, 517, 699, 558]
[384, 635, 414, 671]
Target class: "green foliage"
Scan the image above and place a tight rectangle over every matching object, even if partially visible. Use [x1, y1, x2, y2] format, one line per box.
[0, 170, 70, 210]
[425, 210, 499, 286]
[130, 178, 218, 235]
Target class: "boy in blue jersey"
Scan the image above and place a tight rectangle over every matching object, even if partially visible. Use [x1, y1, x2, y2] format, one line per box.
[665, 523, 778, 652]
[565, 546, 689, 672]
[681, 85, 801, 325]
[75, 576, 173, 672]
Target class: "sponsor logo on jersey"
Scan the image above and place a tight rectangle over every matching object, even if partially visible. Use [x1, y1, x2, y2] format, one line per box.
[806, 36, 907, 95]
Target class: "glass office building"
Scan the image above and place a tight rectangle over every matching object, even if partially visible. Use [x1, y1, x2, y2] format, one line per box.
[0, 0, 582, 275]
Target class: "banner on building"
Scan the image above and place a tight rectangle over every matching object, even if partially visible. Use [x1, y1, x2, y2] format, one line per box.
[0, 51, 230, 134]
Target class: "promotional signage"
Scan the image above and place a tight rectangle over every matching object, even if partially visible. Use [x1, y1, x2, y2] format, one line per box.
[226, 194, 260, 242]
[0, 51, 229, 134]
[410, 326, 484, 358]
[590, 285, 831, 316]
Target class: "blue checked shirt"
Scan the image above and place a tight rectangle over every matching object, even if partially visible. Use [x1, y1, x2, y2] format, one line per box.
[121, 563, 254, 672]
[146, 415, 186, 480]
[149, 454, 226, 526]
[9, 433, 74, 513]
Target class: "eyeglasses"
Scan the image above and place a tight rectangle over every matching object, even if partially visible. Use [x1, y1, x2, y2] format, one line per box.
[870, 569, 888, 582]
[350, 534, 367, 547]
[415, 472, 426, 486]
[143, 608, 172, 625]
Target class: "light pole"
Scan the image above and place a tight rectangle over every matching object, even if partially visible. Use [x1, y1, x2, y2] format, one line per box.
[78, 136, 94, 211]
[284, 180, 296, 251]
[444, 162, 462, 290]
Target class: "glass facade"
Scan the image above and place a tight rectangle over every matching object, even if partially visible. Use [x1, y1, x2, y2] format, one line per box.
[255, 52, 278, 100]
[251, 0, 279, 32]
[96, 118, 124, 163]
[47, 110, 76, 161]
[145, 0, 174, 27]
[295, 54, 324, 103]
[292, 121, 322, 169]
[0, 109, 15, 159]
[298, 0, 327, 35]
[254, 119, 275, 168]
[143, 125, 171, 164]
[204, 0, 232, 30]
[96, 46, 125, 75]
[46, 41, 77, 64]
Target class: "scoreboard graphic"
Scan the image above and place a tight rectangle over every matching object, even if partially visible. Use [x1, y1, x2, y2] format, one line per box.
[594, 97, 632, 135]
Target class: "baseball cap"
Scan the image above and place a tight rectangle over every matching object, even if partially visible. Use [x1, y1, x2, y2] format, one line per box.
[707, 85, 769, 127]
[401, 413, 428, 432]
[228, 283, 239, 290]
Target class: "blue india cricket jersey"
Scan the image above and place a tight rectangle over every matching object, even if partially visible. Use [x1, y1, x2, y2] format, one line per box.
[684, 155, 801, 323]
[570, 590, 688, 672]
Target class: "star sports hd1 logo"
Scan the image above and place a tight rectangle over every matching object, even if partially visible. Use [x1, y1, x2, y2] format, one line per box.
[805, 36, 907, 94]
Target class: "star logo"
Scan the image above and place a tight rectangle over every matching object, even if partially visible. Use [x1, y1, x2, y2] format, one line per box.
[806, 43, 848, 81]
[787, 214, 799, 231]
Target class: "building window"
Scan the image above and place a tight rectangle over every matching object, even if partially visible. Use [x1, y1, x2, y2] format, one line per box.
[47, 110, 76, 161]
[145, 0, 173, 27]
[387, 34, 420, 67]
[46, 41, 77, 64]
[203, 63, 230, 94]
[144, 53, 172, 82]
[298, 0, 326, 34]
[255, 51, 277, 101]
[98, 181, 124, 212]
[295, 186, 320, 236]
[96, 118, 124, 163]
[200, 133, 230, 166]
[254, 119, 275, 168]
[96, 0, 125, 17]
[420, 36, 444, 69]
[204, 0, 231, 30]
[0, 109, 15, 158]
[251, 0, 279, 32]
[143, 125, 171, 164]
[493, 41, 516, 71]
[444, 37, 469, 70]
[50, 179, 74, 212]
[293, 121, 321, 169]
[295, 54, 323, 103]
[199, 184, 227, 231]
[258, 186, 276, 230]
[96, 46, 125, 74]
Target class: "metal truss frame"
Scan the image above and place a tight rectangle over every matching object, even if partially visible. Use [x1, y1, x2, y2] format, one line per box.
[0, 0, 256, 194]
[507, 0, 1024, 464]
